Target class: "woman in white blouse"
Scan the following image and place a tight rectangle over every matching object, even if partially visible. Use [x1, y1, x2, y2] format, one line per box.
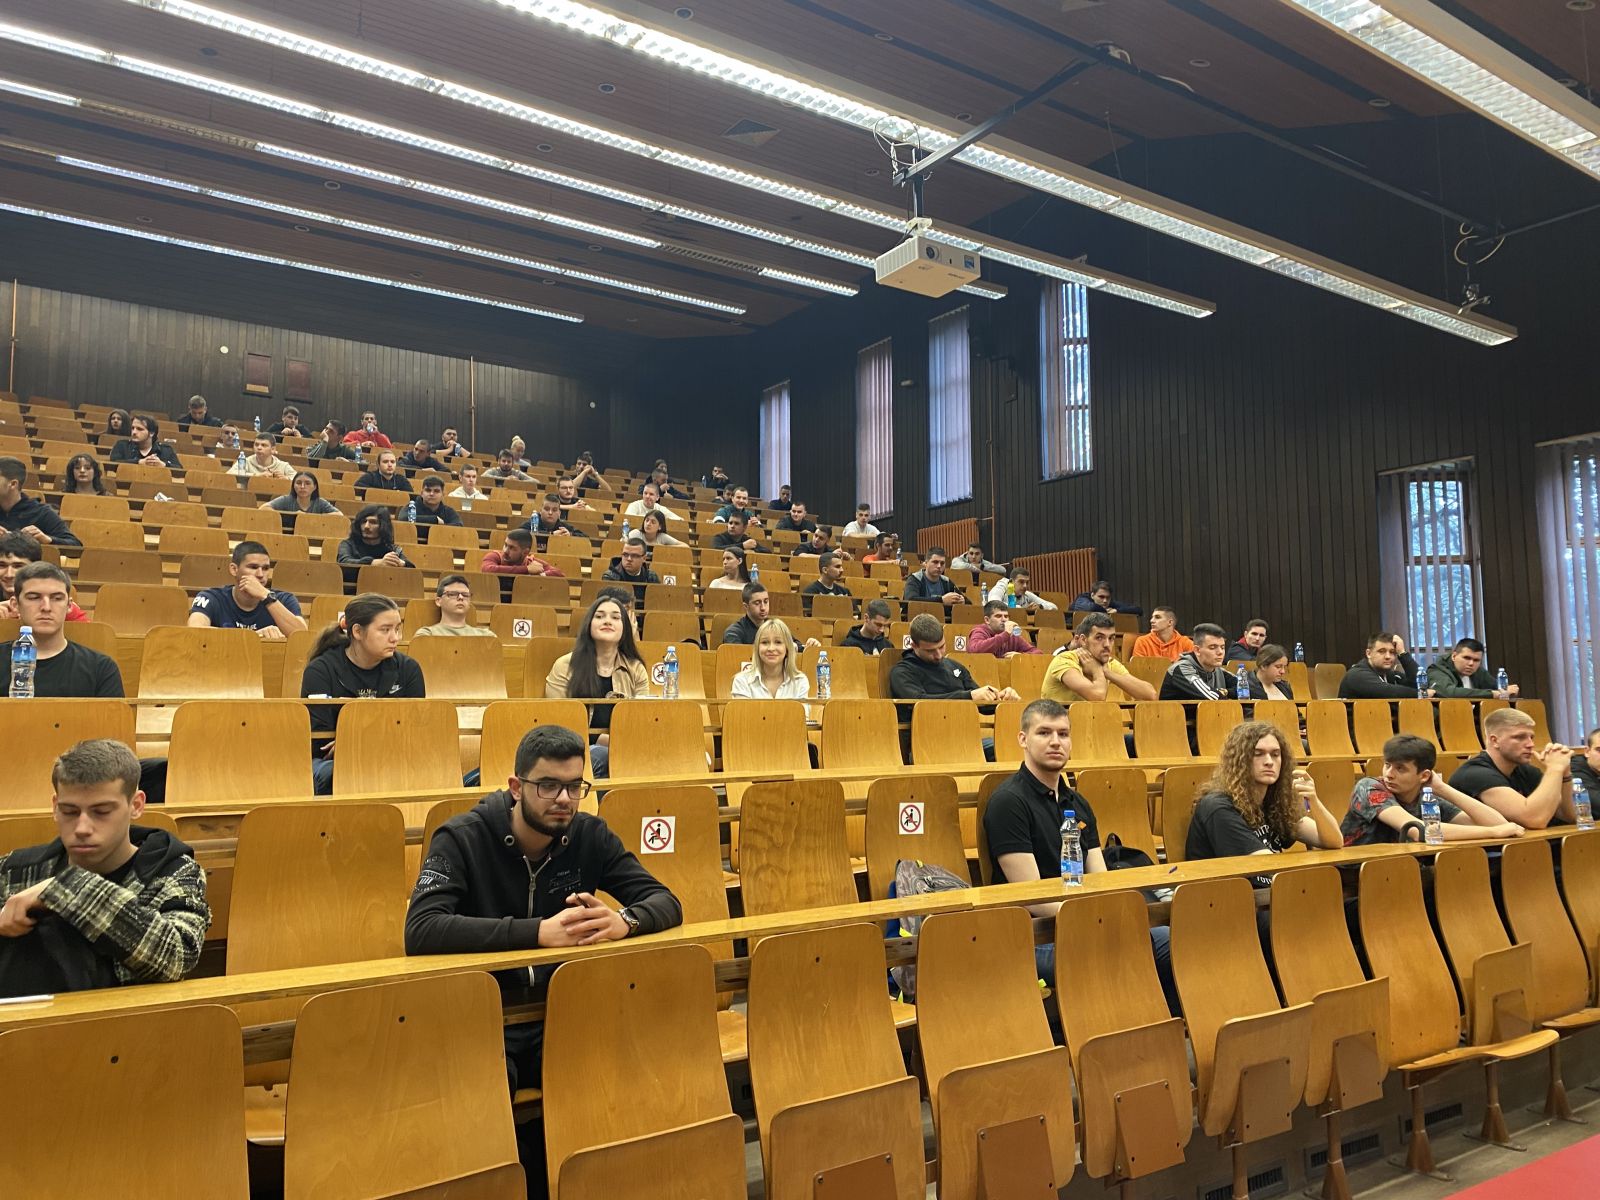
[706, 547, 751, 590]
[730, 618, 812, 716]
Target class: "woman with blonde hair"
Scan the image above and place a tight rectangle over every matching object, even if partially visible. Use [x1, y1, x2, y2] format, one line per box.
[1186, 720, 1341, 867]
[730, 617, 811, 713]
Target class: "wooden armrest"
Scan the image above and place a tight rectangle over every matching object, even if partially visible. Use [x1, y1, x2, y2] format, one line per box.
[1469, 942, 1533, 1046]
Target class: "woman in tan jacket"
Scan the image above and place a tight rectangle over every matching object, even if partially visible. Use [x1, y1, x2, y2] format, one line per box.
[545, 593, 651, 778]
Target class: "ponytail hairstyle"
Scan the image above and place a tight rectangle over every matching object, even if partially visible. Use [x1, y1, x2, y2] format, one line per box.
[309, 592, 400, 659]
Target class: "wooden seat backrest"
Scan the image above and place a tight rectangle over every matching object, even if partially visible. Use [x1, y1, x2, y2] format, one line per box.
[166, 701, 312, 806]
[1305, 699, 1356, 756]
[864, 775, 969, 899]
[910, 699, 984, 765]
[1358, 855, 1470, 1065]
[1066, 701, 1127, 762]
[1159, 763, 1214, 863]
[1073, 767, 1158, 862]
[69, 519, 147, 552]
[158, 524, 229, 557]
[77, 547, 162, 586]
[1516, 699, 1552, 746]
[722, 699, 811, 775]
[0, 698, 136, 812]
[1270, 865, 1372, 1002]
[270, 559, 343, 598]
[1195, 699, 1244, 757]
[739, 779, 856, 915]
[1307, 759, 1358, 814]
[59, 493, 131, 522]
[800, 643, 866, 698]
[137, 626, 265, 699]
[332, 700, 462, 807]
[479, 699, 593, 788]
[143, 498, 209, 527]
[609, 699, 708, 779]
[523, 635, 571, 699]
[1311, 662, 1346, 699]
[1500, 839, 1592, 1022]
[1133, 701, 1191, 759]
[93, 583, 191, 635]
[1396, 698, 1441, 747]
[0, 810, 177, 856]
[1560, 832, 1600, 1002]
[0, 1005, 248, 1197]
[284, 973, 520, 1200]
[642, 608, 701, 645]
[1431, 845, 1514, 1022]
[1350, 699, 1396, 755]
[355, 563, 425, 598]
[714, 640, 752, 697]
[406, 635, 508, 700]
[1252, 699, 1301, 745]
[819, 698, 901, 773]
[1437, 699, 1482, 752]
[1127, 655, 1170, 695]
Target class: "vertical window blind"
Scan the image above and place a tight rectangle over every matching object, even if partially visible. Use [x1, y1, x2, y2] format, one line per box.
[927, 306, 972, 505]
[1536, 434, 1600, 741]
[758, 380, 791, 503]
[1040, 280, 1093, 478]
[855, 338, 893, 516]
[1378, 459, 1485, 664]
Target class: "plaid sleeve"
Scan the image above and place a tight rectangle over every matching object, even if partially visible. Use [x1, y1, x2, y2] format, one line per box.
[36, 858, 211, 984]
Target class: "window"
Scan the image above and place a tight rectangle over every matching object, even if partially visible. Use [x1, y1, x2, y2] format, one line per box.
[1536, 434, 1600, 740]
[758, 380, 791, 503]
[927, 306, 972, 505]
[1378, 460, 1485, 662]
[855, 338, 893, 516]
[1040, 280, 1092, 477]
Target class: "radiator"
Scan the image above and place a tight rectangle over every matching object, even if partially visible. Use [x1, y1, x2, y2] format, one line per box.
[1013, 547, 1098, 601]
[915, 517, 979, 557]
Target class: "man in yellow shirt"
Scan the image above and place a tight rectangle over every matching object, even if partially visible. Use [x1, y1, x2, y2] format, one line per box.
[1130, 607, 1194, 662]
[1043, 613, 1157, 702]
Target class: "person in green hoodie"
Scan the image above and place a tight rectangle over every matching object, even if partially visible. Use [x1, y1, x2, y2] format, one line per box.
[1425, 637, 1518, 700]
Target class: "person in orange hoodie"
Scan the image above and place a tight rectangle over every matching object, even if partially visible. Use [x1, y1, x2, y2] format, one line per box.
[1130, 607, 1194, 662]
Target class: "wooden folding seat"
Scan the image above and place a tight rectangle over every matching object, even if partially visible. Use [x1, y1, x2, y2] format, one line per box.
[1251, 698, 1301, 742]
[807, 592, 854, 622]
[642, 607, 701, 644]
[93, 582, 190, 635]
[143, 498, 210, 528]
[68, 518, 147, 552]
[766, 589, 801, 616]
[420, 523, 481, 554]
[1072, 767, 1159, 862]
[283, 973, 523, 1200]
[58, 493, 130, 522]
[911, 699, 987, 767]
[1195, 699, 1244, 756]
[1395, 697, 1441, 748]
[723, 697, 812, 811]
[1159, 762, 1215, 864]
[863, 775, 968, 899]
[1055, 890, 1192, 1189]
[0, 698, 136, 812]
[1005, 652, 1050, 700]
[331, 700, 461, 821]
[270, 559, 343, 597]
[243, 531, 310, 562]
[75, 546, 163, 587]
[484, 603, 557, 642]
[1359, 854, 1556, 1174]
[949, 650, 1001, 690]
[1436, 698, 1483, 752]
[293, 510, 348, 541]
[1307, 759, 1359, 812]
[1514, 699, 1552, 746]
[354, 562, 425, 598]
[508, 573, 570, 608]
[1269, 867, 1391, 1200]
[478, 699, 593, 788]
[991, 698, 1024, 765]
[138, 627, 264, 700]
[1133, 701, 1191, 760]
[245, 474, 293, 499]
[178, 553, 232, 588]
[739, 779, 857, 916]
[0, 1006, 249, 1198]
[1065, 700, 1128, 763]
[165, 701, 312, 805]
[607, 699, 707, 780]
[1349, 699, 1396, 756]
[800, 642, 865, 698]
[407, 635, 508, 700]
[158, 524, 228, 557]
[223, 507, 286, 537]
[0, 809, 176, 856]
[1311, 662, 1346, 699]
[522, 635, 573, 699]
[1560, 832, 1600, 1002]
[748, 922, 924, 1200]
[1305, 699, 1356, 756]
[917, 907, 1076, 1199]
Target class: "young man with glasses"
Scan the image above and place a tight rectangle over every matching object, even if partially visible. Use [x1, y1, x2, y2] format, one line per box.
[405, 724, 682, 1091]
[414, 574, 494, 637]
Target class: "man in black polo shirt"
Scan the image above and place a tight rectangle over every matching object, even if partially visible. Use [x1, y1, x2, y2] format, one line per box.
[0, 564, 121, 696]
[1449, 707, 1574, 828]
[983, 698, 1175, 1002]
[186, 541, 307, 641]
[800, 551, 851, 614]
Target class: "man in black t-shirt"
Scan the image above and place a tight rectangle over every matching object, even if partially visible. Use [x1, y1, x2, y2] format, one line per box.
[186, 541, 306, 640]
[356, 451, 413, 497]
[522, 494, 576, 551]
[0, 564, 122, 697]
[1448, 707, 1574, 828]
[775, 501, 817, 535]
[840, 600, 893, 656]
[409, 477, 463, 528]
[800, 551, 851, 614]
[710, 511, 760, 552]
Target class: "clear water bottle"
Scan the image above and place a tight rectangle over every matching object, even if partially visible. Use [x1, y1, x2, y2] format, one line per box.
[662, 644, 679, 700]
[1293, 642, 1304, 663]
[1235, 662, 1250, 701]
[1060, 810, 1083, 887]
[252, 414, 261, 433]
[1574, 778, 1593, 832]
[1420, 785, 1443, 845]
[10, 626, 37, 698]
[621, 518, 632, 540]
[1005, 580, 1016, 609]
[816, 650, 831, 700]
[235, 451, 247, 473]
[1495, 667, 1509, 694]
[405, 498, 417, 523]
[750, 564, 760, 584]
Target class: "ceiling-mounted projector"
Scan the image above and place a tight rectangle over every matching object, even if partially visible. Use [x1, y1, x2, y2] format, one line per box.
[875, 221, 981, 298]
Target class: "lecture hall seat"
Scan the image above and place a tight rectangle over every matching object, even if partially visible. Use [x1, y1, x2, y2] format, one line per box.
[1, 698, 136, 812]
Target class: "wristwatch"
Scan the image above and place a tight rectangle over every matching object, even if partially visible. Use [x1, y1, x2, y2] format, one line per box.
[619, 907, 641, 937]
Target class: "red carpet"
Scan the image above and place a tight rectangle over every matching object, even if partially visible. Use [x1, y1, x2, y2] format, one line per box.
[1446, 1135, 1600, 1198]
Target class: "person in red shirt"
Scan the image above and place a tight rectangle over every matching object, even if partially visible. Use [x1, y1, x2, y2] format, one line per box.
[479, 530, 559, 576]
[1, 533, 88, 622]
[340, 409, 393, 453]
[967, 601, 1040, 658]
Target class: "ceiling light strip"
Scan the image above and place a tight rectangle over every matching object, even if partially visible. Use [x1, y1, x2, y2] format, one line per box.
[1277, 0, 1600, 180]
[756, 267, 857, 296]
[49, 152, 745, 312]
[0, 200, 583, 321]
[27, 12, 1208, 315]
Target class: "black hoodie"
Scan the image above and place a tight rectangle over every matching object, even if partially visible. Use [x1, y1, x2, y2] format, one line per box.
[405, 790, 682, 990]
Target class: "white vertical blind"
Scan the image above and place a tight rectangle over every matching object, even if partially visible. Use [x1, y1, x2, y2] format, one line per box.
[927, 305, 972, 505]
[1040, 280, 1093, 477]
[1536, 434, 1600, 741]
[759, 380, 791, 503]
[1378, 459, 1485, 663]
[855, 338, 893, 516]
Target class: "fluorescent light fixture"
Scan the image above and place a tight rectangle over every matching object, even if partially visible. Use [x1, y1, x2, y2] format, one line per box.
[756, 267, 858, 296]
[0, 199, 583, 321]
[49, 151, 746, 313]
[1278, 0, 1600, 181]
[40, 7, 1214, 316]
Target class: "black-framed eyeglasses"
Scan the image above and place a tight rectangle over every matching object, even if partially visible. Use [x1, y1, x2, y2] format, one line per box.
[439, 591, 473, 601]
[518, 778, 593, 801]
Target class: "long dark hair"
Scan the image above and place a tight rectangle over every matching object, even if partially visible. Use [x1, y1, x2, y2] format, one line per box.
[565, 594, 643, 699]
[105, 409, 130, 436]
[721, 546, 750, 582]
[348, 503, 396, 549]
[64, 453, 106, 495]
[309, 592, 399, 660]
[290, 471, 323, 509]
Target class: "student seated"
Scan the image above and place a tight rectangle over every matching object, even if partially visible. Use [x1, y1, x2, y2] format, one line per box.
[178, 394, 223, 430]
[862, 532, 902, 565]
[792, 525, 843, 558]
[449, 465, 489, 502]
[712, 485, 760, 526]
[889, 614, 1017, 759]
[1449, 707, 1575, 829]
[260, 471, 342, 520]
[774, 501, 817, 535]
[1425, 636, 1518, 700]
[186, 540, 307, 640]
[1578, 727, 1600, 797]
[1159, 623, 1234, 701]
[902, 545, 962, 606]
[408, 476, 463, 527]
[983, 699, 1176, 1006]
[730, 618, 812, 712]
[1338, 632, 1428, 699]
[336, 505, 413, 583]
[1243, 643, 1294, 700]
[840, 598, 893, 655]
[1043, 613, 1155, 702]
[984, 567, 1057, 611]
[307, 420, 361, 463]
[800, 551, 852, 613]
[483, 449, 534, 483]
[1185, 721, 1343, 880]
[544, 594, 650, 779]
[841, 502, 879, 539]
[107, 415, 182, 469]
[967, 601, 1039, 658]
[1343, 735, 1523, 845]
[1130, 607, 1193, 662]
[767, 483, 793, 513]
[0, 533, 88, 623]
[0, 739, 210, 996]
[414, 575, 495, 638]
[556, 478, 594, 512]
[227, 433, 295, 479]
[709, 511, 759, 552]
[60, 452, 107, 497]
[600, 537, 659, 606]
[301, 594, 426, 794]
[521, 493, 576, 550]
[1226, 619, 1269, 664]
[399, 438, 446, 473]
[266, 404, 302, 437]
[342, 410, 393, 452]
[637, 509, 685, 549]
[0, 563, 121, 696]
[622, 482, 681, 522]
[706, 547, 751, 591]
[355, 450, 413, 497]
[480, 529, 558, 577]
[404, 725, 682, 1093]
[0, 456, 81, 547]
[1069, 579, 1142, 617]
[952, 542, 1004, 574]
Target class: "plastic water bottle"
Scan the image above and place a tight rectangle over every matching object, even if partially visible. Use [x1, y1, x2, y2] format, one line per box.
[1495, 667, 1509, 694]
[1417, 670, 1429, 701]
[1235, 662, 1250, 701]
[235, 451, 247, 473]
[405, 498, 417, 523]
[1420, 786, 1443, 845]
[10, 626, 37, 699]
[1574, 779, 1593, 832]
[662, 644, 679, 700]
[1293, 642, 1304, 663]
[252, 414, 261, 433]
[750, 564, 760, 584]
[1060, 811, 1083, 887]
[621, 518, 632, 540]
[1006, 580, 1016, 609]
[816, 650, 831, 700]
